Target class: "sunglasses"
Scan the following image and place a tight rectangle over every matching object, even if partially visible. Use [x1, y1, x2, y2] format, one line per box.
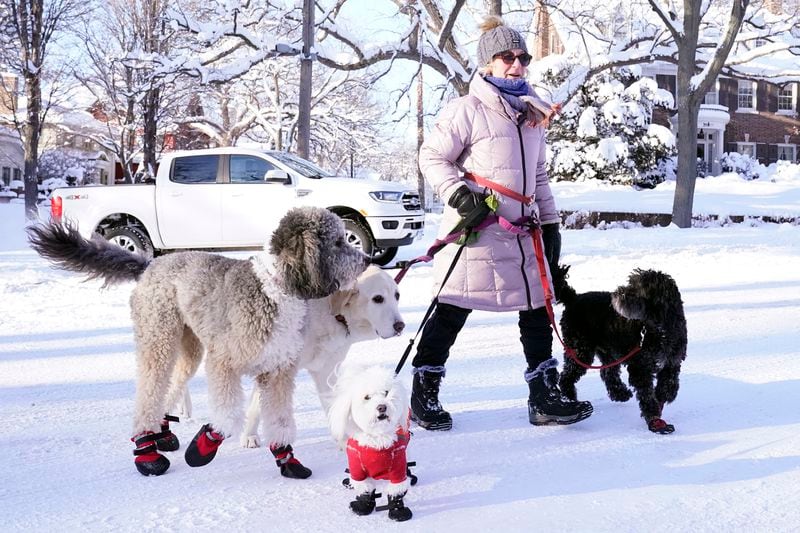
[494, 51, 532, 67]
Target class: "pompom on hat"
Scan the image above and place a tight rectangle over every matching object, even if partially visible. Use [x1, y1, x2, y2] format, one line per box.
[477, 16, 528, 67]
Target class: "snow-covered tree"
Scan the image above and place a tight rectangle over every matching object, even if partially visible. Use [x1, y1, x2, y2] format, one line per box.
[539, 64, 676, 187]
[0, 0, 86, 220]
[75, 0, 199, 181]
[537, 0, 800, 226]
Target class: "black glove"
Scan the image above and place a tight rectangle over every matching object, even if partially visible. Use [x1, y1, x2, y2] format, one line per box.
[541, 223, 561, 274]
[448, 185, 490, 229]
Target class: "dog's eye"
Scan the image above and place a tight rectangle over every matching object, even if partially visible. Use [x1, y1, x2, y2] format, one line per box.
[395, 292, 399, 301]
[364, 394, 370, 400]
[372, 295, 384, 304]
[335, 238, 344, 247]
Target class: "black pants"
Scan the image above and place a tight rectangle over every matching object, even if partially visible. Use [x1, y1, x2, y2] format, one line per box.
[411, 302, 553, 372]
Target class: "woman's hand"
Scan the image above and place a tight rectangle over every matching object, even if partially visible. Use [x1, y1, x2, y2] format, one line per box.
[448, 185, 491, 229]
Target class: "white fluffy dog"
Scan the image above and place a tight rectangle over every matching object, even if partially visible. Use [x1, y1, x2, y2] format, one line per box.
[237, 266, 405, 447]
[28, 207, 369, 479]
[328, 365, 413, 522]
[163, 266, 406, 447]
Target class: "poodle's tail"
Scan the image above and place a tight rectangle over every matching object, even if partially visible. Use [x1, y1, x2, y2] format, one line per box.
[551, 264, 578, 305]
[27, 221, 150, 287]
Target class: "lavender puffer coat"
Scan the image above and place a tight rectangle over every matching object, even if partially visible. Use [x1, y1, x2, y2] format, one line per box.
[419, 74, 559, 312]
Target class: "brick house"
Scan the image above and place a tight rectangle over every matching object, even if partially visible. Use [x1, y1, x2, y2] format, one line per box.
[532, 0, 800, 175]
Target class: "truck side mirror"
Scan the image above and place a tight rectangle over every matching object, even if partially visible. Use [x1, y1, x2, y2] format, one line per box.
[264, 169, 290, 184]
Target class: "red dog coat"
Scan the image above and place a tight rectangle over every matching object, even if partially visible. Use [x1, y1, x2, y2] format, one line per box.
[346, 421, 410, 484]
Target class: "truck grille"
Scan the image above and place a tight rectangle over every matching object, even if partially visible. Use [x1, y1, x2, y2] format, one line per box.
[402, 192, 421, 211]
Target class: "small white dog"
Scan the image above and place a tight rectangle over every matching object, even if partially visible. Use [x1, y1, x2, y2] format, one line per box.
[328, 365, 413, 522]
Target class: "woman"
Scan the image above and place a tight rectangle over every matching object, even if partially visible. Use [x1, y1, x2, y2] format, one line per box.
[411, 16, 593, 430]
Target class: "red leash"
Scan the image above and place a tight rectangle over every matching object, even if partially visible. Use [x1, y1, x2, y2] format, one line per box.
[530, 226, 641, 370]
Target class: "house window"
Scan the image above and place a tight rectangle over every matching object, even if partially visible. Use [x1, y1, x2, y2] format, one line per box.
[737, 143, 756, 158]
[13, 168, 21, 181]
[738, 80, 755, 110]
[777, 144, 796, 162]
[778, 84, 796, 113]
[2, 167, 10, 186]
[704, 79, 719, 105]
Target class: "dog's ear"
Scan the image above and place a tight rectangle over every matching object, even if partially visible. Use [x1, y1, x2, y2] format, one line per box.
[329, 288, 359, 316]
[269, 208, 327, 299]
[328, 384, 355, 448]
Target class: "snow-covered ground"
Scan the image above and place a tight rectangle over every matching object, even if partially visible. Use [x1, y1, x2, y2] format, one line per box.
[1, 172, 799, 532]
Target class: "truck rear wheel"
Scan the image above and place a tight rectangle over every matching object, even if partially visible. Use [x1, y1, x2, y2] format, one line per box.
[343, 219, 374, 257]
[105, 226, 154, 259]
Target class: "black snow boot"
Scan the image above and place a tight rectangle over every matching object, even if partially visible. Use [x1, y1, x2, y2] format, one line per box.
[349, 490, 377, 516]
[387, 493, 413, 522]
[526, 360, 593, 426]
[410, 368, 452, 431]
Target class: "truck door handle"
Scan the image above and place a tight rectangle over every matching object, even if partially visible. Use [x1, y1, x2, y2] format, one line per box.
[169, 192, 182, 197]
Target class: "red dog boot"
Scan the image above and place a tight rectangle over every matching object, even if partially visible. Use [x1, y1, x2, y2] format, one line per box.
[132, 431, 171, 476]
[184, 424, 224, 467]
[647, 417, 675, 434]
[270, 444, 312, 479]
[155, 414, 180, 452]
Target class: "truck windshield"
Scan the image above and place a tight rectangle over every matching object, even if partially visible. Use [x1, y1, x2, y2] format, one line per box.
[268, 152, 335, 179]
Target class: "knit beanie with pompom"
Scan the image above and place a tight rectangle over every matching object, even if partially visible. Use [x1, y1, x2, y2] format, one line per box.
[477, 16, 527, 67]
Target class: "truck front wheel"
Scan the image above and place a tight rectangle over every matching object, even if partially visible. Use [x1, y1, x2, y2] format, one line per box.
[371, 246, 398, 266]
[105, 226, 154, 259]
[343, 219, 374, 257]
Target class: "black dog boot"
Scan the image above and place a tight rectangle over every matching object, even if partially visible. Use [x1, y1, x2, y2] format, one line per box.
[349, 490, 377, 516]
[184, 424, 224, 467]
[132, 431, 171, 476]
[155, 414, 180, 452]
[527, 360, 593, 425]
[387, 493, 412, 522]
[410, 368, 452, 430]
[270, 444, 312, 479]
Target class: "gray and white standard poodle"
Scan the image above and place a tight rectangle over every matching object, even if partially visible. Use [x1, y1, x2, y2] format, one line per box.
[553, 265, 688, 434]
[28, 206, 370, 477]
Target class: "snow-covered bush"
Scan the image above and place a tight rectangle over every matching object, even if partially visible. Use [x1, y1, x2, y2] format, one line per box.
[720, 152, 766, 180]
[39, 177, 69, 198]
[38, 149, 98, 186]
[537, 65, 676, 188]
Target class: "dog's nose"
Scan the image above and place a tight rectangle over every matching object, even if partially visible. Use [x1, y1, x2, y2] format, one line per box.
[394, 321, 405, 335]
[377, 404, 387, 414]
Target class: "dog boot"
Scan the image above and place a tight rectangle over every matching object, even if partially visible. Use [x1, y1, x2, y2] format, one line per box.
[184, 424, 224, 467]
[387, 493, 412, 522]
[270, 444, 312, 479]
[132, 431, 171, 476]
[155, 414, 180, 452]
[527, 362, 593, 425]
[349, 490, 377, 516]
[410, 368, 452, 431]
[647, 417, 676, 434]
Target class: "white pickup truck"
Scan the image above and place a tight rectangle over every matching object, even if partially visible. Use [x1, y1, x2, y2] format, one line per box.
[48, 147, 425, 265]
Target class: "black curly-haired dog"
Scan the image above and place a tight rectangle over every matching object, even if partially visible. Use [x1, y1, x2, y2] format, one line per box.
[553, 265, 687, 434]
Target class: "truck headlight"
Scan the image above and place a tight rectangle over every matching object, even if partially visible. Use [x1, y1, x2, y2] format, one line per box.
[369, 191, 404, 203]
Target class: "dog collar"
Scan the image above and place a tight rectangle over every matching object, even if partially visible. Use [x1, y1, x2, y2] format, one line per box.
[335, 314, 350, 336]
